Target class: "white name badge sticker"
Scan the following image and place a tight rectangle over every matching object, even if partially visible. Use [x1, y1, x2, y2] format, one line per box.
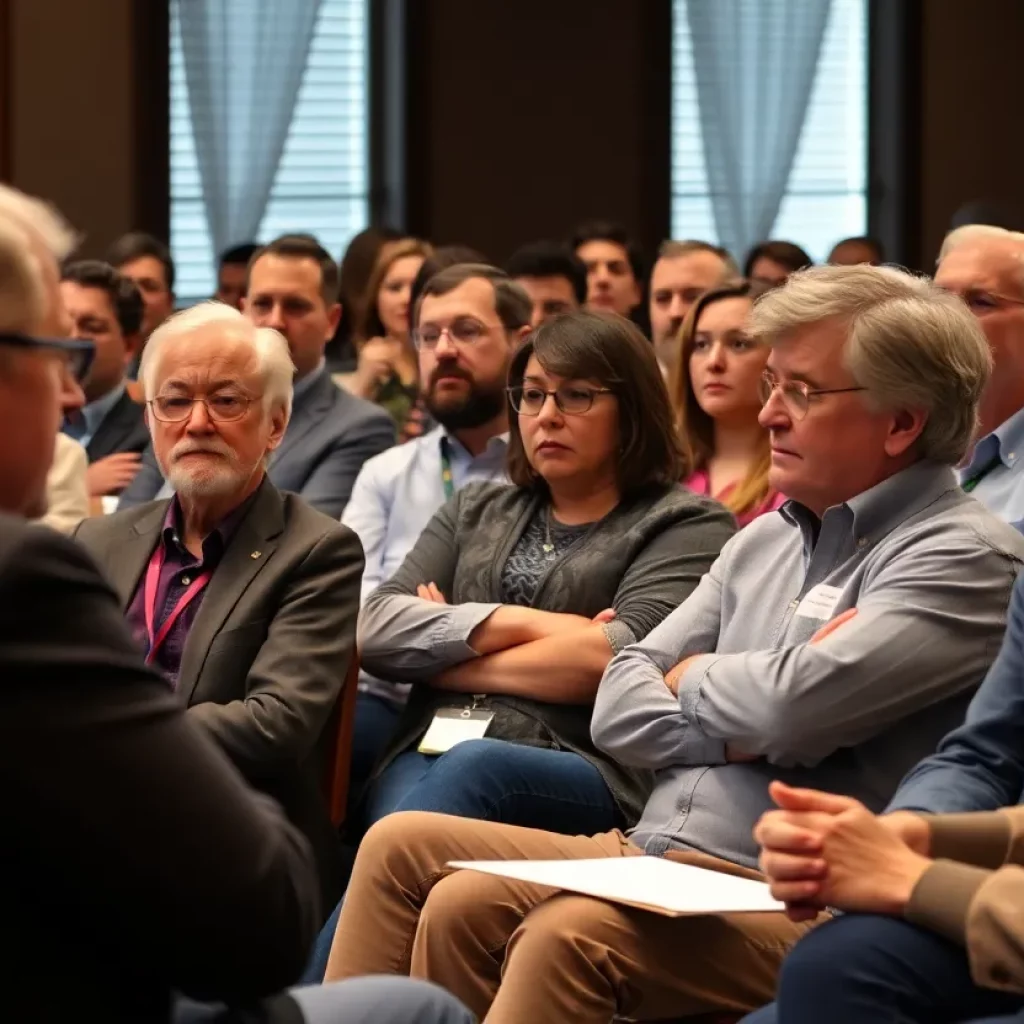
[418, 708, 494, 756]
[795, 583, 844, 622]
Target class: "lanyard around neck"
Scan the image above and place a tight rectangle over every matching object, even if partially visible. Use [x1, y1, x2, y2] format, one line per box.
[143, 543, 212, 663]
[440, 439, 455, 501]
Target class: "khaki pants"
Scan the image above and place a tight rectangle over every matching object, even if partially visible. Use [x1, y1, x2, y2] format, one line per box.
[325, 811, 824, 1023]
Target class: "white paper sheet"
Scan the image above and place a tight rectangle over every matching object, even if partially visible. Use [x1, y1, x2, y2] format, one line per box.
[447, 856, 786, 918]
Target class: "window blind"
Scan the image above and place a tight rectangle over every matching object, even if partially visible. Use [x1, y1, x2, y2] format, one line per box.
[671, 0, 867, 262]
[169, 0, 369, 305]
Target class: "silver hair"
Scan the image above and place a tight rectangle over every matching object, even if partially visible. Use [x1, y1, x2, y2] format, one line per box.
[657, 239, 739, 279]
[749, 263, 992, 465]
[139, 301, 295, 422]
[938, 223, 1024, 291]
[0, 184, 77, 335]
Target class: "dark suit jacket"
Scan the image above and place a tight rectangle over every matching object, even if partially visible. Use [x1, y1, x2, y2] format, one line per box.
[1, 514, 319, 1022]
[118, 369, 396, 518]
[86, 386, 150, 462]
[75, 480, 364, 907]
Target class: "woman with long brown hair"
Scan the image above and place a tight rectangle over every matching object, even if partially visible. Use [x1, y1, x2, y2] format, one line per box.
[671, 280, 784, 525]
[337, 237, 433, 429]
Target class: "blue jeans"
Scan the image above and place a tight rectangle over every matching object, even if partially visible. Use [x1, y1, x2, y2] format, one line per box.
[348, 692, 403, 816]
[303, 738, 622, 984]
[740, 913, 1024, 1024]
[173, 977, 475, 1023]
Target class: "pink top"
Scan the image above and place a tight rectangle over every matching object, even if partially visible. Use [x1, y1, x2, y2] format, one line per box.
[683, 469, 786, 528]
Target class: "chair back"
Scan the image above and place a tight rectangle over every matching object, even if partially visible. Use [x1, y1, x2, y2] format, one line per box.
[323, 655, 360, 827]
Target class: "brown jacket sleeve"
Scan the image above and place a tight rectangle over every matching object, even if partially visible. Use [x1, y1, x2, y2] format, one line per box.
[906, 807, 1024, 994]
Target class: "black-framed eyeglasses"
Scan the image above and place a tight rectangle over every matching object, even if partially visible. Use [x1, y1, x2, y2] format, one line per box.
[0, 331, 94, 383]
[148, 394, 258, 423]
[507, 384, 613, 416]
[759, 372, 866, 421]
[412, 318, 502, 350]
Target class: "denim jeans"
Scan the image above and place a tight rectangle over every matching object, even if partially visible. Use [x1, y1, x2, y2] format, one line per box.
[173, 977, 475, 1023]
[740, 913, 1024, 1024]
[348, 692, 403, 816]
[303, 738, 622, 984]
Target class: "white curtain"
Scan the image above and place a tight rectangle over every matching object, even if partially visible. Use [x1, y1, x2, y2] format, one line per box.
[177, 0, 324, 256]
[685, 0, 832, 261]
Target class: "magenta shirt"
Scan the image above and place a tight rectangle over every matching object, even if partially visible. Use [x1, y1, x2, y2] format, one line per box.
[683, 468, 786, 528]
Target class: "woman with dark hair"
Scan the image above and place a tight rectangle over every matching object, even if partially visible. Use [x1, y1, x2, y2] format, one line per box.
[743, 240, 812, 290]
[302, 311, 735, 984]
[336, 238, 433, 429]
[352, 309, 735, 831]
[326, 225, 402, 372]
[672, 281, 785, 526]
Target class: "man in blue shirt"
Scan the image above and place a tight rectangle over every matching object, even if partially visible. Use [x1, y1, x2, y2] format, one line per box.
[60, 260, 150, 498]
[340, 263, 531, 801]
[937, 225, 1024, 522]
[744, 567, 1024, 1024]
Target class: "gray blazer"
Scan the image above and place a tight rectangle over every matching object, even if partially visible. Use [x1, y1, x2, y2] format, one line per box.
[360, 481, 737, 824]
[74, 479, 364, 903]
[86, 388, 150, 463]
[118, 369, 396, 518]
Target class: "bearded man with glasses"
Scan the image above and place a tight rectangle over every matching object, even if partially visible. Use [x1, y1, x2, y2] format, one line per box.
[74, 300, 364, 911]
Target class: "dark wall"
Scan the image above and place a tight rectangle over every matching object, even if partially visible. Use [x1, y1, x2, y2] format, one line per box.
[916, 0, 1024, 263]
[1, 0, 1021, 270]
[404, 0, 671, 266]
[2, 0, 167, 255]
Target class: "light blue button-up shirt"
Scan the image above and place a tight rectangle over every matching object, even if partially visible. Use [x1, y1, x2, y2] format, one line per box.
[959, 406, 1024, 523]
[341, 424, 508, 702]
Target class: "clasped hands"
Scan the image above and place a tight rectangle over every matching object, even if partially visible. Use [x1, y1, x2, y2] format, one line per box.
[754, 781, 934, 922]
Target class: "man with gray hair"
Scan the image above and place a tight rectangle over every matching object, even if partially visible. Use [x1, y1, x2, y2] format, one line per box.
[936, 224, 1024, 522]
[75, 301, 364, 908]
[648, 239, 738, 375]
[0, 184, 473, 1023]
[320, 264, 1024, 1023]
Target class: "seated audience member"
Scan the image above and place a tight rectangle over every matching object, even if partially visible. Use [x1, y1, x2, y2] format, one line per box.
[37, 353, 93, 534]
[322, 264, 1024, 1022]
[328, 225, 403, 372]
[215, 241, 260, 310]
[745, 572, 1024, 1023]
[338, 237, 433, 431]
[61, 259, 149, 498]
[75, 301, 364, 908]
[505, 240, 587, 327]
[937, 224, 1024, 522]
[0, 182, 476, 1024]
[571, 219, 645, 319]
[107, 231, 176, 367]
[355, 309, 734, 831]
[827, 235, 885, 266]
[383, 244, 488, 443]
[673, 281, 784, 525]
[744, 240, 812, 289]
[120, 234, 395, 518]
[649, 239, 738, 375]
[342, 264, 530, 801]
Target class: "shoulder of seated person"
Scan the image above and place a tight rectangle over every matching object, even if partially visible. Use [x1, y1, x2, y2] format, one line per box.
[72, 497, 166, 541]
[0, 511, 105, 581]
[280, 491, 363, 545]
[329, 383, 397, 426]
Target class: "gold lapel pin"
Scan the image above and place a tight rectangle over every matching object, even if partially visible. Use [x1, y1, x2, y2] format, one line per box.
[251, 550, 262, 559]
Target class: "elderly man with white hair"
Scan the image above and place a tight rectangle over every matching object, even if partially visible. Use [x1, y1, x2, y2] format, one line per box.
[322, 264, 1024, 1023]
[74, 301, 364, 909]
[936, 224, 1024, 523]
[0, 183, 474, 1023]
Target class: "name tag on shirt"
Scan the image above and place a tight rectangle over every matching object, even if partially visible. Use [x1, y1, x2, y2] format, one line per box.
[795, 583, 843, 621]
[418, 708, 494, 756]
